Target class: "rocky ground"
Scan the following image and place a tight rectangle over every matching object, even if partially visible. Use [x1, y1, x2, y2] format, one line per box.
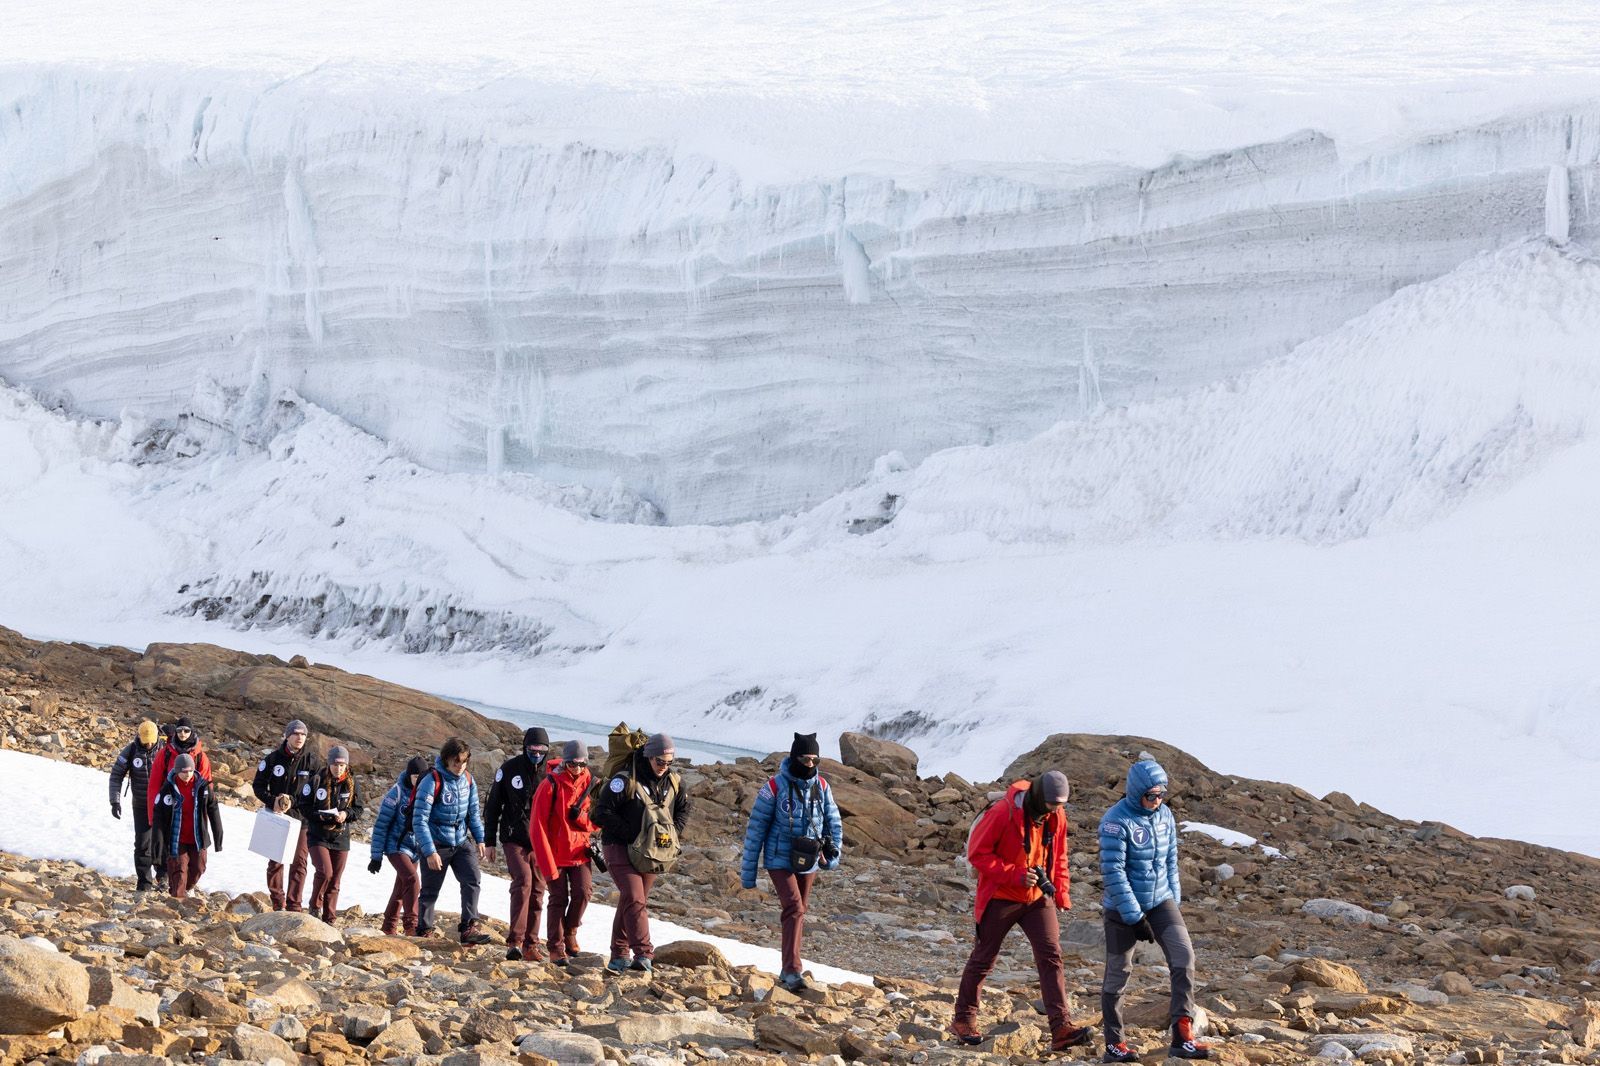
[6, 625, 1600, 1064]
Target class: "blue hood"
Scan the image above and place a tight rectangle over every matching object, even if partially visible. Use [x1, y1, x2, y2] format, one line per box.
[1124, 759, 1169, 810]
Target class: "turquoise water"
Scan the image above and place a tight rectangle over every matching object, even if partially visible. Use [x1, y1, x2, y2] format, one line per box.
[451, 698, 766, 764]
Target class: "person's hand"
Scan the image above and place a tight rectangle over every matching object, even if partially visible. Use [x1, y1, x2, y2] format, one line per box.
[821, 842, 840, 866]
[1020, 868, 1040, 888]
[273, 795, 292, 814]
[427, 853, 443, 871]
[368, 858, 382, 874]
[334, 810, 347, 824]
[110, 801, 122, 820]
[484, 845, 496, 864]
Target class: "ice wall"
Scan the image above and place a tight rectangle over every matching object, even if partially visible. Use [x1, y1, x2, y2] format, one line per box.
[3, 69, 1599, 523]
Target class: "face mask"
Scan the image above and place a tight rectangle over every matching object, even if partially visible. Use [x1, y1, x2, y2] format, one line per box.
[527, 750, 548, 766]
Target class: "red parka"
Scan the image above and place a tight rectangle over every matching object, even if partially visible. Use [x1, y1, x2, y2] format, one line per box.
[967, 779, 1071, 923]
[146, 738, 214, 821]
[528, 761, 595, 881]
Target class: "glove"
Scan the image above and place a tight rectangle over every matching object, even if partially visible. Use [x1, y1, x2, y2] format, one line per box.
[110, 801, 122, 820]
[368, 858, 383, 874]
[1135, 918, 1157, 943]
[568, 803, 584, 824]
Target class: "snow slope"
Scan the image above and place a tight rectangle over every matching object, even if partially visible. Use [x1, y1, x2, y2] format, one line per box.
[5, 2, 1600, 520]
[0, 749, 867, 985]
[3, 241, 1599, 853]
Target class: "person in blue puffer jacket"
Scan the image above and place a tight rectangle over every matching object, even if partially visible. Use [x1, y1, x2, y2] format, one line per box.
[368, 755, 429, 935]
[1097, 758, 1210, 1062]
[411, 737, 490, 944]
[740, 733, 844, 991]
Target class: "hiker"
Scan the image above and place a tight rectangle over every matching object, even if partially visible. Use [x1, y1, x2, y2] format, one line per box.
[529, 739, 597, 966]
[298, 745, 363, 924]
[951, 770, 1091, 1053]
[108, 720, 162, 891]
[485, 727, 553, 960]
[1099, 758, 1209, 1061]
[739, 732, 843, 992]
[369, 755, 430, 936]
[251, 719, 315, 910]
[593, 732, 690, 972]
[412, 736, 491, 945]
[146, 717, 212, 821]
[150, 752, 224, 899]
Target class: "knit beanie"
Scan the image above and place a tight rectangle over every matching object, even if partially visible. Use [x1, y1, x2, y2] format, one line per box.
[641, 734, 675, 759]
[137, 720, 159, 745]
[1038, 770, 1070, 804]
[327, 745, 350, 765]
[284, 719, 308, 738]
[174, 753, 196, 772]
[403, 754, 430, 781]
[561, 740, 586, 762]
[790, 732, 820, 759]
[523, 726, 550, 748]
[175, 716, 193, 730]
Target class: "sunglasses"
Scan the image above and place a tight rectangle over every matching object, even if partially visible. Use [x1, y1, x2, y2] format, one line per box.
[1143, 790, 1168, 801]
[649, 755, 675, 766]
[794, 755, 819, 766]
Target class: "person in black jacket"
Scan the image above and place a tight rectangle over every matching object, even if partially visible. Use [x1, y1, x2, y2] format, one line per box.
[109, 720, 162, 891]
[593, 733, 691, 972]
[297, 744, 364, 924]
[251, 719, 315, 910]
[485, 727, 552, 960]
[151, 753, 224, 899]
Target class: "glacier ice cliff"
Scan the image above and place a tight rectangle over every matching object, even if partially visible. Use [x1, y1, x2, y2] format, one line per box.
[2, 68, 1599, 523]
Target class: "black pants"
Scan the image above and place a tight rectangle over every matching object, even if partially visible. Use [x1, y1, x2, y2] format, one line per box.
[1101, 899, 1197, 1046]
[132, 810, 156, 887]
[417, 844, 482, 933]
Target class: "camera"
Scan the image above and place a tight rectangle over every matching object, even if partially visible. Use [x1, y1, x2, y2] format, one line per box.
[821, 841, 840, 865]
[1030, 865, 1056, 898]
[587, 840, 608, 873]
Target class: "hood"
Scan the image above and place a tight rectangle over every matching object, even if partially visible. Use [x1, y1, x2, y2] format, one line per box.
[434, 757, 466, 784]
[777, 756, 819, 784]
[397, 755, 430, 788]
[1125, 759, 1169, 803]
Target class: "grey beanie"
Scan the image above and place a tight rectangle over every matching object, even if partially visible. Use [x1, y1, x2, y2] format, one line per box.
[561, 739, 586, 761]
[327, 745, 350, 764]
[173, 753, 196, 772]
[641, 733, 675, 759]
[284, 719, 308, 738]
[1037, 770, 1070, 804]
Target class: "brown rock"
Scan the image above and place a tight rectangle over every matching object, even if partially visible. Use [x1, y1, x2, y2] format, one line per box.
[1277, 958, 1367, 994]
[652, 940, 730, 970]
[368, 1018, 427, 1059]
[755, 1013, 841, 1056]
[0, 935, 91, 1034]
[463, 1009, 521, 1045]
[171, 987, 249, 1025]
[838, 732, 919, 779]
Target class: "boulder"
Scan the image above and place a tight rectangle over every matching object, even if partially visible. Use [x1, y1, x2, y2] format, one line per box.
[580, 1010, 752, 1047]
[251, 975, 323, 1011]
[230, 1023, 298, 1064]
[0, 935, 91, 1034]
[755, 1014, 841, 1056]
[651, 940, 730, 970]
[367, 1018, 427, 1059]
[838, 732, 919, 779]
[517, 1032, 608, 1065]
[462, 1009, 520, 1045]
[1277, 958, 1368, 994]
[342, 1004, 393, 1042]
[240, 910, 345, 951]
[86, 966, 160, 1026]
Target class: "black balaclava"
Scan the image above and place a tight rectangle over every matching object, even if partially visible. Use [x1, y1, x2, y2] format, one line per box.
[172, 717, 198, 753]
[789, 732, 820, 780]
[524, 726, 551, 767]
[1023, 780, 1051, 823]
[403, 754, 429, 788]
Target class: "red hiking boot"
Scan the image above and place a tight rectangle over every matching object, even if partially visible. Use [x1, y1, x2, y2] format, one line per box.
[1051, 1023, 1093, 1051]
[1170, 1017, 1211, 1059]
[948, 1020, 983, 1046]
[1102, 1043, 1141, 1063]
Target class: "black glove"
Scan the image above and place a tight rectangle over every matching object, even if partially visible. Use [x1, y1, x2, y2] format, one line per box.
[1135, 918, 1156, 942]
[110, 801, 122, 820]
[821, 841, 840, 865]
[567, 802, 584, 824]
[368, 858, 383, 874]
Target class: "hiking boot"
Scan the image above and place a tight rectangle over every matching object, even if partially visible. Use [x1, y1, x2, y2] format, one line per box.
[948, 1020, 983, 1046]
[1102, 1043, 1141, 1063]
[525, 942, 548, 962]
[460, 923, 491, 946]
[1170, 1017, 1210, 1059]
[565, 931, 581, 955]
[778, 971, 807, 993]
[1051, 1024, 1093, 1052]
[548, 940, 568, 965]
[505, 947, 523, 961]
[629, 955, 653, 973]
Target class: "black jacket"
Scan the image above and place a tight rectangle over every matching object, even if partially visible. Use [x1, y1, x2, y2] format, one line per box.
[594, 757, 691, 847]
[151, 775, 224, 856]
[109, 739, 159, 823]
[484, 752, 549, 848]
[297, 768, 364, 851]
[252, 743, 317, 821]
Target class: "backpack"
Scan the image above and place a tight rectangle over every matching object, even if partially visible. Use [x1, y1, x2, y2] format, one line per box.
[626, 770, 682, 874]
[587, 722, 648, 807]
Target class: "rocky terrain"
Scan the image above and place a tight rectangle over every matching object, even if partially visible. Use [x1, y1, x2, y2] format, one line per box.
[6, 625, 1600, 1064]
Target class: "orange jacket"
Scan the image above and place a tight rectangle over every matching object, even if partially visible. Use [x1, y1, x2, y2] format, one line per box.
[529, 762, 595, 881]
[967, 780, 1070, 923]
[146, 739, 214, 821]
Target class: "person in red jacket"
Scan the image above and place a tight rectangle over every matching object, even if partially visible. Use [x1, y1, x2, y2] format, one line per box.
[951, 770, 1092, 1052]
[528, 740, 596, 966]
[146, 718, 213, 821]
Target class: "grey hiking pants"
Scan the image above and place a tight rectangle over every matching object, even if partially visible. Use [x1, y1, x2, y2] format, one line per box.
[1101, 899, 1196, 1045]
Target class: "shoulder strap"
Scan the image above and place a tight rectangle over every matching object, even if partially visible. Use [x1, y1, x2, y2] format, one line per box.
[767, 776, 779, 796]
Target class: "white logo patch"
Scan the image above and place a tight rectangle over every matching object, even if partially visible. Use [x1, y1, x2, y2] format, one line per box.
[302, 785, 312, 796]
[163, 795, 174, 806]
[1100, 822, 1124, 838]
[495, 768, 503, 783]
[316, 788, 328, 801]
[609, 777, 626, 793]
[132, 758, 143, 768]
[273, 764, 285, 777]
[258, 759, 268, 771]
[511, 775, 524, 790]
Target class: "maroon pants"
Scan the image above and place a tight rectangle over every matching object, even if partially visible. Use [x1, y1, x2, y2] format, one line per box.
[603, 844, 656, 959]
[167, 845, 206, 899]
[503, 843, 548, 953]
[769, 869, 815, 975]
[547, 863, 593, 952]
[267, 825, 310, 911]
[954, 897, 1072, 1029]
[308, 846, 349, 922]
[383, 853, 420, 935]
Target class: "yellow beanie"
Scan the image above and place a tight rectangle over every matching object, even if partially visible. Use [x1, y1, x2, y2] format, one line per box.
[137, 720, 159, 745]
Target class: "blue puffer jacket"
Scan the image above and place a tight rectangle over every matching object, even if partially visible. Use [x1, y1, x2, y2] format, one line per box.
[1099, 759, 1180, 923]
[411, 760, 485, 857]
[740, 759, 844, 887]
[370, 769, 421, 862]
